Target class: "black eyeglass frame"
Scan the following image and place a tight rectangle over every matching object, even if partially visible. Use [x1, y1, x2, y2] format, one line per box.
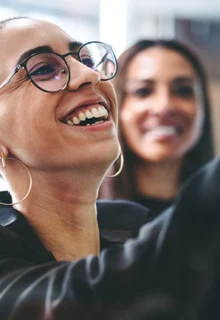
[0, 41, 118, 93]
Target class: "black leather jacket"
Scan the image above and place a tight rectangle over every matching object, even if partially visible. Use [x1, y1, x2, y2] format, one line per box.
[1, 157, 220, 319]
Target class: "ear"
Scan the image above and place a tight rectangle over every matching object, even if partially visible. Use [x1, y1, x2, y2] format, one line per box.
[0, 146, 9, 168]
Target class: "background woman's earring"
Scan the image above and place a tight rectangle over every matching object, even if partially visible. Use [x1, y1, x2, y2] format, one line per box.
[0, 154, 32, 206]
[107, 152, 124, 178]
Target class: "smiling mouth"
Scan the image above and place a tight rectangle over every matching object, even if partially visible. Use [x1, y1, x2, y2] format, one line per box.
[61, 105, 109, 126]
[145, 125, 184, 137]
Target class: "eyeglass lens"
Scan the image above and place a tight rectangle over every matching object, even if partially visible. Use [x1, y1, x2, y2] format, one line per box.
[26, 53, 69, 92]
[26, 42, 117, 92]
[79, 42, 116, 80]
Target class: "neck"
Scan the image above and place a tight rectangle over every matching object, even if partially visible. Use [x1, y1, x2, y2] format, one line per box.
[134, 158, 183, 200]
[14, 170, 101, 261]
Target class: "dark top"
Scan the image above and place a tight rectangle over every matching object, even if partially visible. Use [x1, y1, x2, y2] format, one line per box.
[0, 196, 151, 319]
[0, 194, 150, 263]
[1, 157, 220, 320]
[134, 193, 174, 219]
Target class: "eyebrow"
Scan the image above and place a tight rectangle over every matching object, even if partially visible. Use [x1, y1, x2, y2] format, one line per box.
[16, 41, 83, 65]
[125, 79, 154, 89]
[68, 41, 83, 51]
[126, 76, 195, 85]
[16, 45, 53, 65]
[172, 76, 195, 84]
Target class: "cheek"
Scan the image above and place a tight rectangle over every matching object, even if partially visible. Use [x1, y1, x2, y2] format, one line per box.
[101, 80, 117, 101]
[120, 97, 149, 148]
[120, 97, 139, 123]
[120, 108, 140, 149]
[190, 104, 205, 146]
[186, 98, 205, 139]
[120, 103, 137, 134]
[120, 107, 132, 124]
[0, 89, 55, 149]
[0, 91, 27, 143]
[98, 81, 118, 125]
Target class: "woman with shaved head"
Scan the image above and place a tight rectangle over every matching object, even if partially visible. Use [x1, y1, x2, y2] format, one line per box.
[0, 17, 219, 320]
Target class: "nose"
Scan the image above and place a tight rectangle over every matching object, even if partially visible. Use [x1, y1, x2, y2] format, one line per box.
[66, 57, 101, 91]
[149, 87, 176, 117]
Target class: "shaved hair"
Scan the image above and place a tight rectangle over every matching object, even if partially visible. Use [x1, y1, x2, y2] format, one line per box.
[0, 16, 31, 29]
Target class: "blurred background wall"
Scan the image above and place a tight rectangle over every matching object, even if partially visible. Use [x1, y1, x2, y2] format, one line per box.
[0, 0, 220, 153]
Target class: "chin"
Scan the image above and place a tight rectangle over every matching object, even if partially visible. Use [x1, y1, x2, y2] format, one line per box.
[106, 148, 120, 167]
[94, 142, 120, 167]
[143, 151, 182, 163]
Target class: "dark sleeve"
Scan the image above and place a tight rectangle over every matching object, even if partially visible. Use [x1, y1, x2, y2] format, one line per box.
[1, 157, 220, 320]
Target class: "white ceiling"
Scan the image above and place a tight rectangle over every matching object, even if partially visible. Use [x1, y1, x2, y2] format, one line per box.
[12, 0, 100, 18]
[10, 0, 220, 20]
[135, 0, 220, 19]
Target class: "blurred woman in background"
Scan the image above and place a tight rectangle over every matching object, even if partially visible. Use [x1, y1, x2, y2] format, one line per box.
[99, 39, 214, 217]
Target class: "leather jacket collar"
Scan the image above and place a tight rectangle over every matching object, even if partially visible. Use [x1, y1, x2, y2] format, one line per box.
[0, 192, 149, 263]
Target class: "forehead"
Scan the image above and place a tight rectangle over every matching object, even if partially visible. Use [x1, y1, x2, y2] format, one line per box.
[126, 47, 197, 80]
[0, 19, 75, 65]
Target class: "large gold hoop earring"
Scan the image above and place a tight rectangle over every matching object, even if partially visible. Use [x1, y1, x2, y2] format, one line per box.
[0, 152, 32, 206]
[107, 152, 124, 178]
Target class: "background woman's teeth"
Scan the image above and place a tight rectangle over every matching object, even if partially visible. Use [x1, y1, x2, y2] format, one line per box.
[73, 116, 80, 124]
[67, 120, 73, 125]
[85, 110, 93, 119]
[150, 126, 176, 136]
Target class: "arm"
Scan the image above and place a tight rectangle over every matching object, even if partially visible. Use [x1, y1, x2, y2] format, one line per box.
[1, 157, 220, 320]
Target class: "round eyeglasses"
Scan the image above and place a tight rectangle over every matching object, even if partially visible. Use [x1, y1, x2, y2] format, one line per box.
[0, 41, 118, 93]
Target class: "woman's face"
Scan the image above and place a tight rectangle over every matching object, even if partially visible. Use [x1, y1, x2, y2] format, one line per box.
[0, 19, 119, 172]
[120, 47, 204, 162]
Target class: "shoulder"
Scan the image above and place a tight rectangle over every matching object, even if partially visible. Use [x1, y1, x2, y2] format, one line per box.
[0, 194, 54, 263]
[97, 199, 150, 237]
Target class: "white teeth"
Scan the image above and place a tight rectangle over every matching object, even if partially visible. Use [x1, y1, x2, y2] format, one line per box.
[73, 116, 80, 125]
[148, 126, 177, 137]
[65, 106, 108, 125]
[83, 105, 108, 120]
[91, 108, 100, 118]
[79, 112, 86, 121]
[86, 120, 104, 126]
[98, 106, 108, 117]
[85, 110, 93, 119]
[98, 106, 104, 115]
[91, 120, 104, 126]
